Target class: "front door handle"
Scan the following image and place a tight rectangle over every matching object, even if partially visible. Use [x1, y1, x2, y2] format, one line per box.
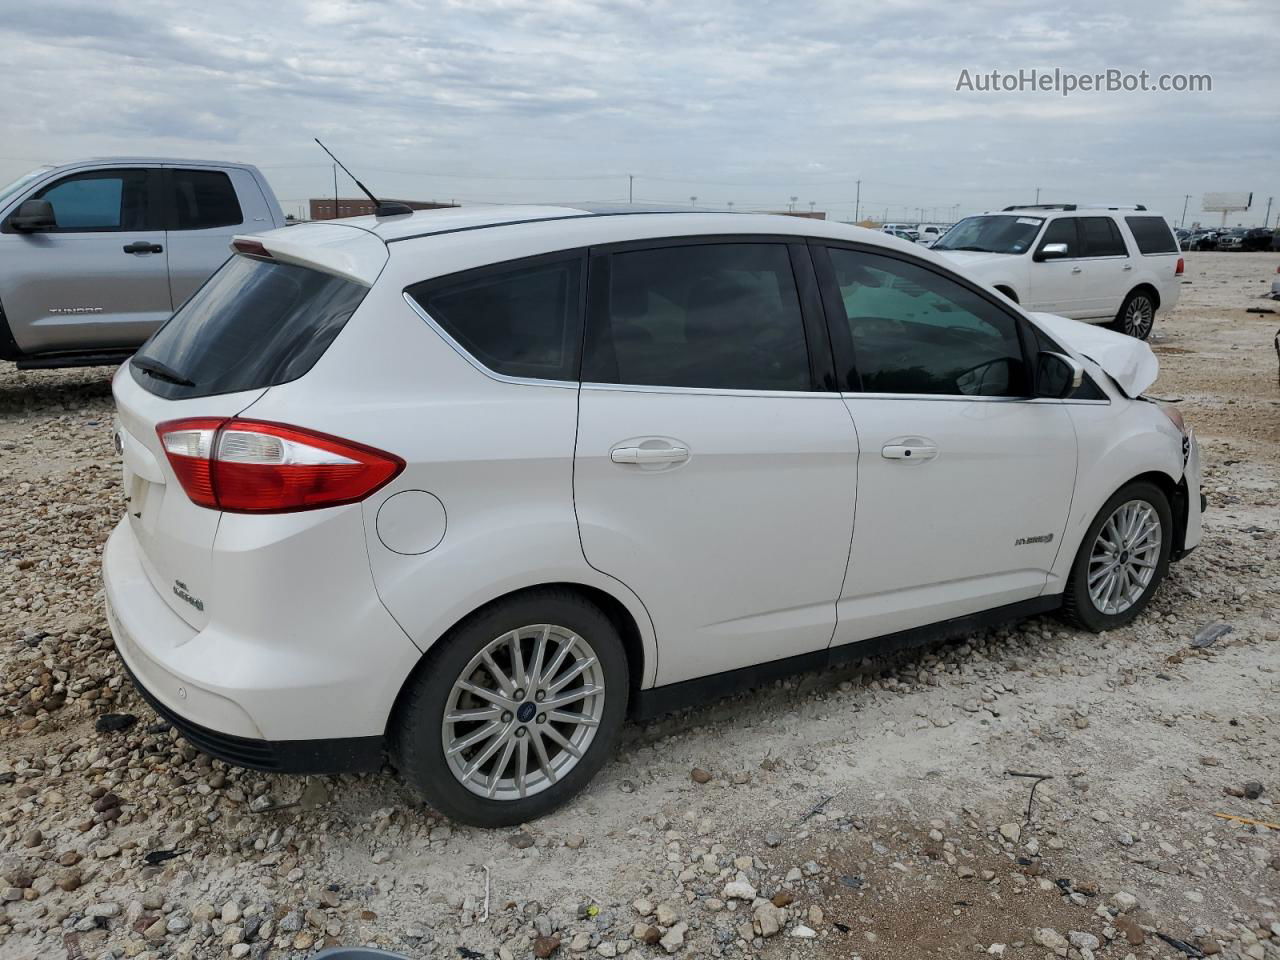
[611, 445, 690, 464]
[1070, 266, 1083, 274]
[881, 439, 938, 462]
[122, 241, 163, 254]
[1122, 263, 1133, 271]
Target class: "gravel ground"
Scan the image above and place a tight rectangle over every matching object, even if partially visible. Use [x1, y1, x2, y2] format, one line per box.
[0, 252, 1277, 960]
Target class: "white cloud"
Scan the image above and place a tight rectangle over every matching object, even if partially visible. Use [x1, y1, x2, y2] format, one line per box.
[0, 0, 1274, 223]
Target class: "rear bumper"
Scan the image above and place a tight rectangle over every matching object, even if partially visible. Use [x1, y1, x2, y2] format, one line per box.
[103, 516, 393, 773]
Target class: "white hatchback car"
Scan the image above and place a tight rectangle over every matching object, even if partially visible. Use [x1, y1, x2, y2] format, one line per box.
[933, 205, 1184, 340]
[104, 206, 1203, 826]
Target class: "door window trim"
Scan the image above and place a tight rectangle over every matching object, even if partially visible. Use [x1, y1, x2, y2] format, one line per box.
[403, 248, 589, 387]
[580, 233, 837, 396]
[810, 239, 1043, 399]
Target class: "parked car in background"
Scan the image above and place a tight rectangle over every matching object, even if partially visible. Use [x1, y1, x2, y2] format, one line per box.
[0, 157, 285, 368]
[932, 204, 1183, 339]
[1242, 227, 1274, 252]
[1271, 264, 1280, 300]
[1185, 231, 1219, 251]
[1217, 229, 1246, 251]
[916, 223, 950, 247]
[104, 205, 1203, 826]
[881, 223, 920, 242]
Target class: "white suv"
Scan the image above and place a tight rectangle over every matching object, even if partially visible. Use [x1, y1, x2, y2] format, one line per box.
[104, 206, 1203, 826]
[932, 205, 1184, 340]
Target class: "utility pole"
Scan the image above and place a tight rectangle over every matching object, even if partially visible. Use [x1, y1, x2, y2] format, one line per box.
[1034, 186, 1041, 204]
[854, 179, 861, 223]
[332, 164, 338, 219]
[1264, 196, 1274, 229]
[628, 174, 633, 204]
[1180, 194, 1191, 228]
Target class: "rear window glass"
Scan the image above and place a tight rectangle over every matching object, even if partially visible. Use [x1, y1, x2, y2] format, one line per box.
[169, 169, 242, 230]
[1080, 217, 1128, 257]
[131, 255, 367, 399]
[405, 256, 583, 381]
[1125, 216, 1179, 254]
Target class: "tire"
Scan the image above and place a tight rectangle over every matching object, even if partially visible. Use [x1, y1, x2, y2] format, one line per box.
[390, 589, 629, 827]
[1060, 481, 1172, 632]
[1109, 290, 1156, 340]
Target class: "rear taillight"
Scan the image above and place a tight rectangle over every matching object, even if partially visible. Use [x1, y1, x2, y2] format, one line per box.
[1175, 257, 1184, 275]
[156, 419, 403, 513]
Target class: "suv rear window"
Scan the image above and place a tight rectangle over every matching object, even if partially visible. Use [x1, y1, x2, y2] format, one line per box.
[1124, 216, 1178, 254]
[131, 255, 367, 399]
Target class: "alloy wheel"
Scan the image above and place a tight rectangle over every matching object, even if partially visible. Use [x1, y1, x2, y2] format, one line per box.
[1123, 296, 1155, 339]
[1087, 499, 1162, 616]
[442, 624, 605, 800]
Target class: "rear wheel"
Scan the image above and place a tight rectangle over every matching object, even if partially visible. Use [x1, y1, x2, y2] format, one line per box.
[1060, 481, 1171, 632]
[390, 590, 629, 827]
[1110, 290, 1156, 340]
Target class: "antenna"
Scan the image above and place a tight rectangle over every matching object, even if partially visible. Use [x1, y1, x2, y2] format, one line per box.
[313, 138, 413, 218]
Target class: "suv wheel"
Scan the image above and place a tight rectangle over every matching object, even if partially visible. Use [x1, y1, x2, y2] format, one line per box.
[390, 589, 629, 827]
[1111, 290, 1156, 340]
[1060, 481, 1171, 632]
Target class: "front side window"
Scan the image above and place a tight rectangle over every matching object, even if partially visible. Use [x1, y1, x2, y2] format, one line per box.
[407, 256, 583, 381]
[1079, 217, 1128, 257]
[33, 169, 151, 232]
[1037, 217, 1079, 257]
[169, 169, 243, 230]
[583, 242, 811, 391]
[933, 215, 1044, 254]
[826, 247, 1029, 397]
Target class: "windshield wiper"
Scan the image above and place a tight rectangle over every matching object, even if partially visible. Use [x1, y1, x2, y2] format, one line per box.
[132, 354, 195, 387]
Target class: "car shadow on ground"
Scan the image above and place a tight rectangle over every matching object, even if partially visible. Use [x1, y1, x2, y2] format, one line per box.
[0, 365, 117, 417]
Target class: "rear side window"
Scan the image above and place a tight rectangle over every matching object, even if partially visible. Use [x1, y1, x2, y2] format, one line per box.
[1038, 217, 1079, 256]
[169, 169, 243, 230]
[1125, 216, 1179, 254]
[1079, 217, 1128, 257]
[406, 256, 584, 381]
[583, 243, 811, 391]
[131, 256, 367, 399]
[33, 169, 151, 232]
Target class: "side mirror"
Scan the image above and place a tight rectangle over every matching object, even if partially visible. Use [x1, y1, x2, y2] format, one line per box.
[1037, 351, 1084, 398]
[9, 198, 55, 232]
[1033, 242, 1069, 262]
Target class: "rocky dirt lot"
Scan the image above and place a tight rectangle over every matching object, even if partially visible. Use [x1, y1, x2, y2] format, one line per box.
[0, 252, 1277, 960]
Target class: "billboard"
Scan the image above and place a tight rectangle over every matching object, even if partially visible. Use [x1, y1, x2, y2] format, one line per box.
[1202, 192, 1252, 212]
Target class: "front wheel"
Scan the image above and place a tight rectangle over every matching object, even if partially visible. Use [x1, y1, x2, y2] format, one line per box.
[390, 589, 629, 827]
[1110, 290, 1156, 340]
[1060, 481, 1172, 632]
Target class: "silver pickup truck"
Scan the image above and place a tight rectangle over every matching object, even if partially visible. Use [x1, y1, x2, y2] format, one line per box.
[0, 157, 285, 368]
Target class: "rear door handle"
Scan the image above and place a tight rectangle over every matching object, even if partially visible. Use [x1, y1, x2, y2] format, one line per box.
[881, 439, 938, 461]
[611, 445, 690, 464]
[1122, 263, 1133, 271]
[123, 241, 163, 254]
[1070, 266, 1083, 274]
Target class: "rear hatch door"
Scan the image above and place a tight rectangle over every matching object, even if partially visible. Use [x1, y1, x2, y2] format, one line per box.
[114, 226, 384, 629]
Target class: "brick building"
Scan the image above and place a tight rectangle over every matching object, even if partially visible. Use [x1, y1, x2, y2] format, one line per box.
[308, 198, 457, 220]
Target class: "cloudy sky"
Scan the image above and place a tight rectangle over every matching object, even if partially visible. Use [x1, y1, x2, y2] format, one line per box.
[1, 0, 1276, 225]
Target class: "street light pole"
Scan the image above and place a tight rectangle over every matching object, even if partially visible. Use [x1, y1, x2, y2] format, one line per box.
[332, 164, 338, 220]
[854, 179, 861, 223]
[1180, 194, 1190, 228]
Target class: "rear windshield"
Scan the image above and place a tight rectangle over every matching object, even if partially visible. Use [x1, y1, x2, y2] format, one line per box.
[131, 255, 368, 399]
[1124, 216, 1178, 254]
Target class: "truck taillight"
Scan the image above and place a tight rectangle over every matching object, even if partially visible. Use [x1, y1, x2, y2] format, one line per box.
[157, 419, 403, 513]
[1175, 257, 1184, 275]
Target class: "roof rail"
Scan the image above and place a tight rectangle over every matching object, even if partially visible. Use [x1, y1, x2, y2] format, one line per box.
[1090, 204, 1147, 211]
[1001, 203, 1149, 212]
[1002, 203, 1076, 211]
